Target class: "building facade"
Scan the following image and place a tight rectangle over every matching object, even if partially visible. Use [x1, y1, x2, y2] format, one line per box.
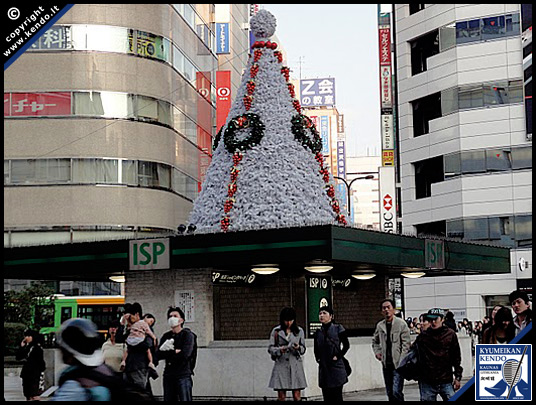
[4, 4, 251, 292]
[393, 4, 532, 320]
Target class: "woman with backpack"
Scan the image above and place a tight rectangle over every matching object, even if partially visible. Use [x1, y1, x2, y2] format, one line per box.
[268, 307, 307, 401]
[157, 306, 196, 402]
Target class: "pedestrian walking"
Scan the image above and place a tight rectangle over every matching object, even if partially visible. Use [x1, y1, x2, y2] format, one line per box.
[52, 318, 112, 401]
[101, 320, 127, 376]
[444, 311, 457, 332]
[116, 302, 155, 390]
[157, 306, 196, 401]
[372, 299, 411, 401]
[313, 306, 350, 401]
[509, 289, 532, 336]
[52, 318, 151, 401]
[415, 308, 463, 401]
[481, 306, 514, 344]
[268, 307, 307, 401]
[16, 329, 46, 401]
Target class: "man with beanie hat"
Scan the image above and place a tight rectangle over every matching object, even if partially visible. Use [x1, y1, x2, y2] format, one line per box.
[415, 308, 463, 401]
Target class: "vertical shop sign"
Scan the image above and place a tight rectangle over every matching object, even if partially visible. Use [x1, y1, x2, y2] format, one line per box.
[216, 23, 230, 54]
[379, 166, 396, 233]
[216, 70, 232, 132]
[320, 115, 330, 155]
[306, 275, 332, 338]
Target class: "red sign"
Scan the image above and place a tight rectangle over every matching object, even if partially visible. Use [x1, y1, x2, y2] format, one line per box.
[216, 71, 232, 132]
[7, 92, 71, 117]
[379, 28, 391, 66]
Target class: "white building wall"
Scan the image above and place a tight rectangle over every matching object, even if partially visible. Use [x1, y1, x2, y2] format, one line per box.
[395, 4, 531, 322]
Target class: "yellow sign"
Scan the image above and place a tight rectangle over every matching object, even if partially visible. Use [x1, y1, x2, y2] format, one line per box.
[382, 150, 394, 166]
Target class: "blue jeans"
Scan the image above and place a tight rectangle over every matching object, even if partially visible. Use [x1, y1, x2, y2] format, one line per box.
[163, 374, 193, 401]
[419, 381, 455, 401]
[383, 366, 405, 401]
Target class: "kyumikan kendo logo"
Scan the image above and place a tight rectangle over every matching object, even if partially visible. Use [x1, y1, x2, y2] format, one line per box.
[475, 344, 531, 401]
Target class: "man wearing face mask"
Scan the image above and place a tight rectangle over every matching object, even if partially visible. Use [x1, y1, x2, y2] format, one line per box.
[157, 306, 196, 401]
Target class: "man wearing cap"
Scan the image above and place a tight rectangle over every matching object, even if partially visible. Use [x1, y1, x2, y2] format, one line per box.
[372, 298, 411, 401]
[414, 308, 463, 401]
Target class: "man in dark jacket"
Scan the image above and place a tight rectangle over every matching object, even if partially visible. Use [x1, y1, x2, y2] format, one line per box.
[415, 308, 463, 401]
[157, 306, 195, 401]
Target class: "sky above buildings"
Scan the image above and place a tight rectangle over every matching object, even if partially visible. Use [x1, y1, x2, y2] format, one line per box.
[263, 4, 385, 157]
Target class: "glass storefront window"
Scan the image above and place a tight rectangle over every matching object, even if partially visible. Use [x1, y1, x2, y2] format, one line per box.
[456, 19, 481, 44]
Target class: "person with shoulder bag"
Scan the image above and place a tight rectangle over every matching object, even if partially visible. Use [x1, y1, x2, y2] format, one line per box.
[313, 306, 350, 401]
[268, 307, 307, 401]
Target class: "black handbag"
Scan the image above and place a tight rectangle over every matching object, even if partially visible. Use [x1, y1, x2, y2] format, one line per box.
[396, 342, 420, 381]
[342, 356, 352, 377]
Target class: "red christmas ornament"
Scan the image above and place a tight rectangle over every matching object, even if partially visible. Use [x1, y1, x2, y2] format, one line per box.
[258, 41, 265, 48]
[271, 42, 278, 49]
[254, 49, 262, 62]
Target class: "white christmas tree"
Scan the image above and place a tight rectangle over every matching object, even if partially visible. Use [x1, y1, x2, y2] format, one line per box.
[188, 9, 347, 233]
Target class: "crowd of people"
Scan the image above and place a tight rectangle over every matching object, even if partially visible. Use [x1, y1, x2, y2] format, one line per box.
[403, 290, 532, 352]
[13, 289, 531, 401]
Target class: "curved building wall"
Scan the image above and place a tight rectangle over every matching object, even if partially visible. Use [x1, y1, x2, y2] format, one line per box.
[4, 4, 224, 247]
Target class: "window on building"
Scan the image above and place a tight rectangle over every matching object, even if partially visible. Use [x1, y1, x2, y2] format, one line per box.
[444, 152, 461, 178]
[486, 149, 512, 171]
[412, 92, 442, 136]
[415, 220, 446, 238]
[458, 85, 484, 109]
[460, 150, 486, 174]
[464, 217, 490, 240]
[414, 156, 444, 199]
[511, 146, 532, 169]
[409, 4, 425, 15]
[4, 160, 9, 184]
[410, 29, 440, 75]
[439, 23, 456, 52]
[515, 215, 532, 247]
[11, 159, 70, 184]
[446, 219, 464, 239]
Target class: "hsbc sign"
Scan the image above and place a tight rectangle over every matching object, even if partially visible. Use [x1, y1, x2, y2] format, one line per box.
[379, 166, 397, 233]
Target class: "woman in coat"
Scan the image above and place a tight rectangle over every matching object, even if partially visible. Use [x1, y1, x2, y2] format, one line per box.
[268, 307, 307, 401]
[314, 306, 350, 401]
[16, 329, 46, 401]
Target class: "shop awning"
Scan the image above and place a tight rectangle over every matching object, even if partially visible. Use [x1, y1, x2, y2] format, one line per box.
[4, 225, 510, 281]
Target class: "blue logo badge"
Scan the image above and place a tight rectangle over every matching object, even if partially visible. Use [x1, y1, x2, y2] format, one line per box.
[475, 344, 531, 401]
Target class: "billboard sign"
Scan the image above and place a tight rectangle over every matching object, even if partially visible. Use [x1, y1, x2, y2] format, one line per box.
[6, 92, 71, 117]
[300, 78, 336, 107]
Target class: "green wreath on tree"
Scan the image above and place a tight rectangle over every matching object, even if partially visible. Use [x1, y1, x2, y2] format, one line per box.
[291, 114, 322, 154]
[224, 113, 265, 153]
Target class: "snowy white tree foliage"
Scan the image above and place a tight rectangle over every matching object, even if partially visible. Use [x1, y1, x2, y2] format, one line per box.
[188, 9, 346, 233]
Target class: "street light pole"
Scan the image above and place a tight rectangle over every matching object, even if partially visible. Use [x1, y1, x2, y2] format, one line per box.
[333, 175, 374, 219]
